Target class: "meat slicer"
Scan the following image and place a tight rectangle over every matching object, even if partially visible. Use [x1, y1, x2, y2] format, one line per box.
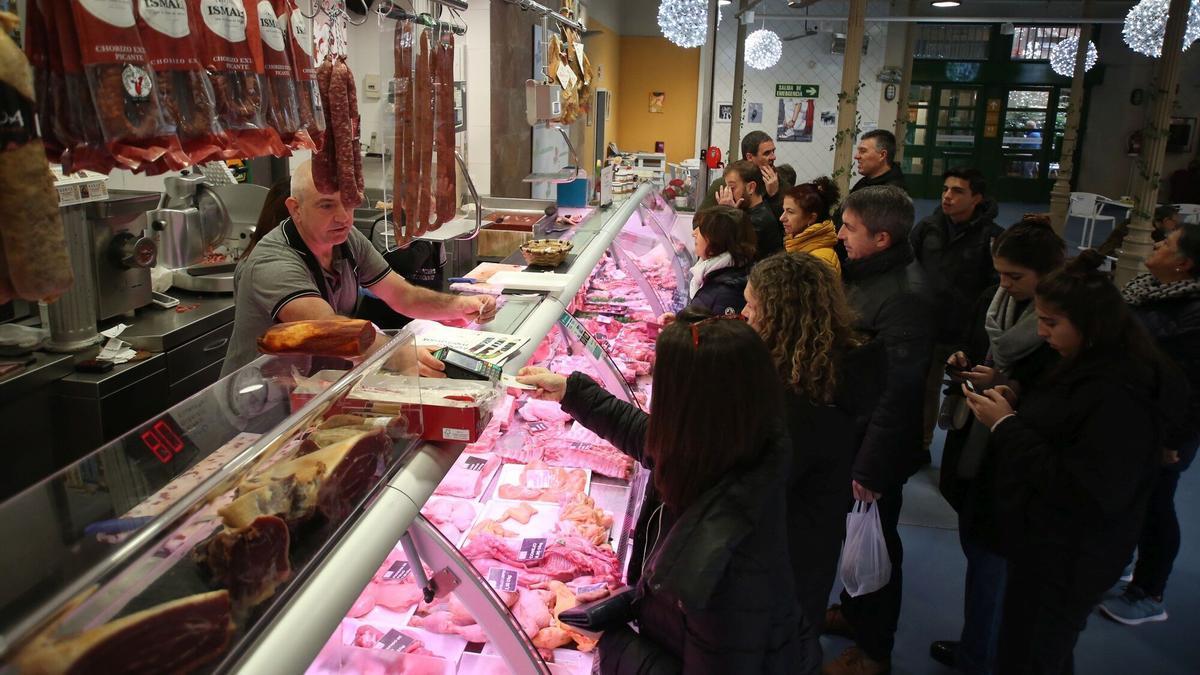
[148, 175, 266, 293]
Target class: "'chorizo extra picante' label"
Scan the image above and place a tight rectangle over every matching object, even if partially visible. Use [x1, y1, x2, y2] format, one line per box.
[0, 82, 38, 151]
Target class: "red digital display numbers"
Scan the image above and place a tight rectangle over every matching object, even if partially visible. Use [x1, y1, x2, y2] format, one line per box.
[140, 416, 190, 464]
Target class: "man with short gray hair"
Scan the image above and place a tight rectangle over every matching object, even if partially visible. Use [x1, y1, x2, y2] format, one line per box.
[824, 185, 932, 675]
[851, 129, 907, 195]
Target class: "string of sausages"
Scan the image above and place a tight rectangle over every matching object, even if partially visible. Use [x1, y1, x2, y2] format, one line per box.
[313, 54, 364, 209]
[390, 20, 457, 247]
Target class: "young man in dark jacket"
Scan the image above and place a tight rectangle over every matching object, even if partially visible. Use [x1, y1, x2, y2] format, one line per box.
[717, 160, 785, 261]
[911, 167, 1004, 455]
[825, 186, 933, 675]
[699, 130, 794, 217]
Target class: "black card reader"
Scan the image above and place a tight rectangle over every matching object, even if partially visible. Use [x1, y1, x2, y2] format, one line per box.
[433, 347, 502, 382]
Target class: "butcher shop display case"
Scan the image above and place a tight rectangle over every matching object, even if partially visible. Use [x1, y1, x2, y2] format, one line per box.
[0, 182, 676, 675]
[0, 331, 437, 674]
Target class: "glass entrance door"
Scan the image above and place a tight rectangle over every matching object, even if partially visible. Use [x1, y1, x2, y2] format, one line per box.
[902, 84, 985, 198]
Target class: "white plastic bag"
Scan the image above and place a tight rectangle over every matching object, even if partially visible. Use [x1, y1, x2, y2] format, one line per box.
[839, 500, 892, 597]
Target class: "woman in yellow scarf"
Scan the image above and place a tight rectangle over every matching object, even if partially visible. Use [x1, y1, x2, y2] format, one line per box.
[782, 177, 841, 273]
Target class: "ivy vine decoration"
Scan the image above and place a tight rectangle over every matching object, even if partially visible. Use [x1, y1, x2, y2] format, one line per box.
[1131, 82, 1174, 222]
[828, 81, 867, 153]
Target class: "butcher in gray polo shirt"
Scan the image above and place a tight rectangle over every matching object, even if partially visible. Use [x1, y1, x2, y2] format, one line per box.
[222, 161, 495, 375]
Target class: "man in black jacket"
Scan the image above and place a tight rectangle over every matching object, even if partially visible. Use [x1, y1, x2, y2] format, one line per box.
[699, 130, 794, 217]
[911, 167, 1004, 455]
[717, 160, 786, 261]
[825, 186, 933, 675]
[850, 130, 908, 195]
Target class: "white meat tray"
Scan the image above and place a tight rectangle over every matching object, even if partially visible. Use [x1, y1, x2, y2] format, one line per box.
[461, 499, 563, 548]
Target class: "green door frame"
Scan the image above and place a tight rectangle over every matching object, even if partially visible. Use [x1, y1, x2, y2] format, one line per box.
[901, 25, 1104, 202]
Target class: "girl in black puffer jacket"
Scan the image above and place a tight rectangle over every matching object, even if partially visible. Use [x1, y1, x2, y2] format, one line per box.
[518, 312, 816, 674]
[1100, 223, 1200, 625]
[684, 206, 756, 317]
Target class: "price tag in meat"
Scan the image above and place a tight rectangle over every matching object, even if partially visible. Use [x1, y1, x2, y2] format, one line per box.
[381, 560, 411, 582]
[463, 455, 488, 472]
[527, 422, 549, 434]
[518, 537, 547, 562]
[377, 629, 415, 652]
[486, 567, 518, 593]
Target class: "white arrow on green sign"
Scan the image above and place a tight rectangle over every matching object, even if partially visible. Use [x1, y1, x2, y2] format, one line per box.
[776, 83, 820, 98]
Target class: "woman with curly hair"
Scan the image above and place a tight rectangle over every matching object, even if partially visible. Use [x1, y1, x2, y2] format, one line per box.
[743, 252, 882, 647]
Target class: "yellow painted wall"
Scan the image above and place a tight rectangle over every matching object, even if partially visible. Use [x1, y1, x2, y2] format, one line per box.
[582, 19, 620, 172]
[616, 36, 700, 164]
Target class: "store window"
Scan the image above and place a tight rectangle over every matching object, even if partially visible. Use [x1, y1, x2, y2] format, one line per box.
[1011, 26, 1080, 60]
[913, 24, 991, 60]
[1003, 89, 1052, 178]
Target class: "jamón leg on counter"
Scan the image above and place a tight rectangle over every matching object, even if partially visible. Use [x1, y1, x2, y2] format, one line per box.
[434, 32, 456, 228]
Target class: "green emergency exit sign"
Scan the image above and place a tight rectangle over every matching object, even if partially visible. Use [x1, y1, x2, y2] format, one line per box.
[776, 84, 820, 98]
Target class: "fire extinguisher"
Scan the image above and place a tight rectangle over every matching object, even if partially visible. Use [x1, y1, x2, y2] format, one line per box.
[704, 146, 723, 169]
[1126, 130, 1143, 157]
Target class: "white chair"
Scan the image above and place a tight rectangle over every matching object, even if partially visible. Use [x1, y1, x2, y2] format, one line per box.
[1068, 192, 1117, 250]
[1175, 203, 1200, 225]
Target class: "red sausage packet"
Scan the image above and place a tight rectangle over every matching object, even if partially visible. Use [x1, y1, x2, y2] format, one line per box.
[136, 0, 230, 169]
[21, 0, 63, 162]
[44, 0, 118, 174]
[70, 0, 189, 171]
[188, 0, 287, 159]
[257, 0, 310, 151]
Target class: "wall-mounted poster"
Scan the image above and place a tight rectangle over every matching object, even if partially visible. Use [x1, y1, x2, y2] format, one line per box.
[649, 91, 665, 113]
[717, 102, 733, 123]
[820, 110, 836, 127]
[747, 102, 764, 124]
[777, 98, 815, 142]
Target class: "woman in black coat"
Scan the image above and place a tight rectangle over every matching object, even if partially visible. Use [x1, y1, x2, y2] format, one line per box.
[518, 313, 816, 674]
[741, 253, 871, 648]
[930, 218, 1065, 675]
[1100, 223, 1200, 625]
[963, 250, 1171, 675]
[684, 206, 756, 317]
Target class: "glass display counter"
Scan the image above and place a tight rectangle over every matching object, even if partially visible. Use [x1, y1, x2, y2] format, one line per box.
[0, 181, 680, 675]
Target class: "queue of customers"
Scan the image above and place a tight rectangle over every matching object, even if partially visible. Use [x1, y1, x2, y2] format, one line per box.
[517, 129, 1199, 675]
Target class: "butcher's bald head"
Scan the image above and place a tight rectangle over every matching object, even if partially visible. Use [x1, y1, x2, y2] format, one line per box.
[286, 161, 354, 251]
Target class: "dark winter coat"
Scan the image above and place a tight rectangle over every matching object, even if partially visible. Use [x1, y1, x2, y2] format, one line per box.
[910, 200, 1004, 345]
[688, 265, 749, 317]
[849, 164, 908, 194]
[747, 201, 785, 262]
[699, 170, 793, 218]
[783, 343, 882, 633]
[560, 373, 817, 675]
[990, 357, 1164, 586]
[1129, 283, 1200, 471]
[939, 285, 1060, 551]
[842, 243, 934, 492]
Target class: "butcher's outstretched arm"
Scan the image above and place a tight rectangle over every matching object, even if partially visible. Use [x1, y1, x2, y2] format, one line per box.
[560, 373, 651, 467]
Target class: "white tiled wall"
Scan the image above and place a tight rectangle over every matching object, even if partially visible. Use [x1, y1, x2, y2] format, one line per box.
[707, 0, 893, 184]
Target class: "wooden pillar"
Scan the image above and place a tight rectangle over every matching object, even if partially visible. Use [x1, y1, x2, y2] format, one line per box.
[833, 0, 867, 195]
[1115, 0, 1190, 286]
[729, 0, 749, 157]
[1048, 1, 1093, 237]
[892, 0, 917, 163]
[696, 0, 721, 192]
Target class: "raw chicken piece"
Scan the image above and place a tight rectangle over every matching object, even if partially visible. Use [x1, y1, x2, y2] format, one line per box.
[512, 588, 555, 638]
[518, 399, 573, 424]
[496, 462, 587, 503]
[469, 519, 517, 540]
[376, 582, 423, 612]
[500, 502, 538, 525]
[409, 611, 488, 643]
[421, 498, 477, 541]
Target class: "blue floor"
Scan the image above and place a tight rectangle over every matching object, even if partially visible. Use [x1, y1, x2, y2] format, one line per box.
[820, 419, 1200, 674]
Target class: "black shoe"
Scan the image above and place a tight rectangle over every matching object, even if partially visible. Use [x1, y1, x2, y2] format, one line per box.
[929, 640, 958, 668]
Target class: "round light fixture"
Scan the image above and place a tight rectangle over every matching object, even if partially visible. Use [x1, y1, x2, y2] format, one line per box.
[1049, 36, 1099, 76]
[1122, 0, 1200, 58]
[658, 0, 709, 48]
[745, 28, 783, 70]
[931, 1, 961, 7]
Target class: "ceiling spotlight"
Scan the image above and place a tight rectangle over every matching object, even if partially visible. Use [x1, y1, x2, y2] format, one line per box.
[931, 0, 961, 7]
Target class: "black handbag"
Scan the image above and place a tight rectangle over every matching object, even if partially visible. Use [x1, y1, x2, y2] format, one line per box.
[558, 586, 636, 632]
